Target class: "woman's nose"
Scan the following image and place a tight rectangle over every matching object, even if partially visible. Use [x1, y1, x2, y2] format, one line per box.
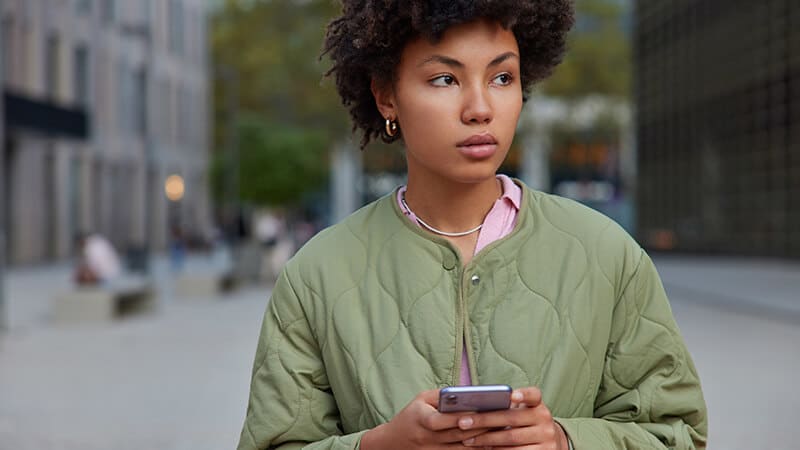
[461, 85, 493, 125]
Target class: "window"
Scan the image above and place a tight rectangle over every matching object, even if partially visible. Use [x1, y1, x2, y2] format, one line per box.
[118, 62, 135, 133]
[169, 0, 184, 56]
[142, 0, 150, 27]
[101, 0, 115, 25]
[1, 16, 12, 81]
[75, 0, 92, 15]
[134, 68, 147, 135]
[74, 45, 90, 107]
[45, 35, 61, 100]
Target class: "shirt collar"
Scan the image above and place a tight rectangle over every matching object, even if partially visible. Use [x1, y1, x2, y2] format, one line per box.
[497, 174, 522, 210]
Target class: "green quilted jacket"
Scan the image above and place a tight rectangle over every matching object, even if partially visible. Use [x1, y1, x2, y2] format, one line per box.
[238, 183, 708, 450]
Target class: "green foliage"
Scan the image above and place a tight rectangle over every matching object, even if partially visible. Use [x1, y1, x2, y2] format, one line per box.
[211, 0, 345, 140]
[541, 0, 631, 100]
[236, 115, 329, 207]
[210, 0, 344, 207]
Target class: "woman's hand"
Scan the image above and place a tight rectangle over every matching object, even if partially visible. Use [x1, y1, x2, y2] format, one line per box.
[456, 387, 569, 449]
[360, 389, 490, 450]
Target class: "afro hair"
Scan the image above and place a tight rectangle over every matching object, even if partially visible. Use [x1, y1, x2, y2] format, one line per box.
[323, 0, 575, 148]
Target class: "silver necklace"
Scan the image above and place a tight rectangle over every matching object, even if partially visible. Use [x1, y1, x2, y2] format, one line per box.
[401, 193, 483, 237]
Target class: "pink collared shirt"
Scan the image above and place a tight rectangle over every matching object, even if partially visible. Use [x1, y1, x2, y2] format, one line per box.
[397, 174, 522, 385]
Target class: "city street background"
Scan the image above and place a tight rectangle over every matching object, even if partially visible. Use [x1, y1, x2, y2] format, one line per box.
[2, 1, 800, 449]
[0, 253, 798, 450]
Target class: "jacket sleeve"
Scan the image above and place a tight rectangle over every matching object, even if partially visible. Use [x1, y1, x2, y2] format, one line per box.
[556, 251, 708, 449]
[237, 267, 367, 450]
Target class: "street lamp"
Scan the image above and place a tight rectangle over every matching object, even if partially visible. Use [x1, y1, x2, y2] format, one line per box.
[165, 174, 185, 202]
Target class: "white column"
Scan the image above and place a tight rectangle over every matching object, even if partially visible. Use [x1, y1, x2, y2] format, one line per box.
[1, 14, 7, 329]
[521, 131, 551, 192]
[330, 140, 362, 224]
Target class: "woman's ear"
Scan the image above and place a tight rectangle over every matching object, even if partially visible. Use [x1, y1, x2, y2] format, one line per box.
[371, 78, 397, 119]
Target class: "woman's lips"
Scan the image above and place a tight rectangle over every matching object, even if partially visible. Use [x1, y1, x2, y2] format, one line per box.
[457, 143, 498, 159]
[457, 133, 498, 159]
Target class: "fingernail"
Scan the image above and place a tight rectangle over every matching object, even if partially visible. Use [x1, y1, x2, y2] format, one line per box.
[512, 392, 523, 401]
[463, 438, 475, 445]
[459, 417, 473, 429]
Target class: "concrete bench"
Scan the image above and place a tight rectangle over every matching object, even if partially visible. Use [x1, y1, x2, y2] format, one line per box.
[53, 277, 156, 323]
[175, 270, 236, 299]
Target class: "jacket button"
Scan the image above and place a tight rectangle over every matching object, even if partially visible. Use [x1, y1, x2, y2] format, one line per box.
[471, 274, 480, 286]
[442, 253, 456, 270]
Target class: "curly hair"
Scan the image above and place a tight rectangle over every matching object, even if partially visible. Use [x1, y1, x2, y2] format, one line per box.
[323, 0, 575, 148]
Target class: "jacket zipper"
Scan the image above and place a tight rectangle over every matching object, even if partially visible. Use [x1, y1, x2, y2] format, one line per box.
[462, 267, 477, 385]
[453, 267, 465, 386]
[454, 266, 477, 386]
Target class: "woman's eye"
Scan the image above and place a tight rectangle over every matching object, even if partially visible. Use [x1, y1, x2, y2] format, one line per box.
[493, 73, 513, 86]
[430, 75, 456, 87]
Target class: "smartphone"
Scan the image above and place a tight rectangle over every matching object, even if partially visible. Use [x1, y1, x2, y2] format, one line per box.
[438, 385, 512, 413]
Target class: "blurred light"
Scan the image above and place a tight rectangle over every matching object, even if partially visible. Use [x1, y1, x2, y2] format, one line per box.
[165, 175, 185, 202]
[648, 229, 678, 251]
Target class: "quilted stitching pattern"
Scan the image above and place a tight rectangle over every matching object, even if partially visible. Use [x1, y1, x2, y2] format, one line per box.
[293, 189, 630, 425]
[239, 183, 707, 449]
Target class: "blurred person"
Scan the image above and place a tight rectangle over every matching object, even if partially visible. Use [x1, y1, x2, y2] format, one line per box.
[291, 215, 317, 248]
[254, 209, 283, 248]
[238, 2, 707, 450]
[254, 210, 286, 282]
[74, 232, 122, 285]
[169, 225, 187, 273]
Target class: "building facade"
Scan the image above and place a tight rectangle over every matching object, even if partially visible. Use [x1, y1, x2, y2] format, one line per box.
[1, 0, 211, 265]
[634, 0, 800, 258]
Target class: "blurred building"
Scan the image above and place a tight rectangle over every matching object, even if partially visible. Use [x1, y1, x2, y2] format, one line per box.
[634, 0, 800, 258]
[1, 0, 211, 265]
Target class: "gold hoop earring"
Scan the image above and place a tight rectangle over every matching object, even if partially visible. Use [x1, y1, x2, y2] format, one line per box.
[385, 118, 398, 137]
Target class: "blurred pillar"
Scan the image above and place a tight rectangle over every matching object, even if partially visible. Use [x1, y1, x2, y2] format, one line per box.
[330, 140, 362, 223]
[215, 65, 239, 241]
[520, 97, 568, 193]
[0, 15, 7, 330]
[521, 131, 550, 192]
[618, 106, 637, 232]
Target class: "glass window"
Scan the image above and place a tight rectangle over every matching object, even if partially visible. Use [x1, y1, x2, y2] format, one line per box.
[169, 0, 184, 56]
[74, 45, 90, 107]
[45, 35, 61, 100]
[1, 16, 12, 81]
[101, 0, 115, 25]
[135, 69, 147, 135]
[117, 62, 129, 132]
[75, 0, 92, 15]
[142, 0, 150, 26]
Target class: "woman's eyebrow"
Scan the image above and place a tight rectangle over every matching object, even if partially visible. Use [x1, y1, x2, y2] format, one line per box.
[418, 52, 519, 69]
[418, 54, 464, 68]
[488, 52, 519, 67]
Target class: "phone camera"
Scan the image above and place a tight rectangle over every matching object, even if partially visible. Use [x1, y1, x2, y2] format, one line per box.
[445, 394, 458, 405]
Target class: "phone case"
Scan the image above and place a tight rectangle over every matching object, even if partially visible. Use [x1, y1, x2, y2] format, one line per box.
[438, 385, 512, 413]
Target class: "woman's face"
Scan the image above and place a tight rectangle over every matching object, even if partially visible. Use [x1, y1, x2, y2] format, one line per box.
[374, 19, 523, 186]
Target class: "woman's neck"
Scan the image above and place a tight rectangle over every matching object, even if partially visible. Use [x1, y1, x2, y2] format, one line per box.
[404, 174, 502, 234]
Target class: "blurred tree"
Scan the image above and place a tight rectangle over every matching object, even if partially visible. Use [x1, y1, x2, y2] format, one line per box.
[540, 0, 631, 100]
[210, 0, 345, 207]
[210, 116, 329, 207]
[242, 115, 328, 206]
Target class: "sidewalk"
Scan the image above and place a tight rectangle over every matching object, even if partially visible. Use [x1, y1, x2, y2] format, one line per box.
[4, 252, 797, 332]
[652, 254, 800, 321]
[0, 252, 797, 450]
[1, 251, 233, 332]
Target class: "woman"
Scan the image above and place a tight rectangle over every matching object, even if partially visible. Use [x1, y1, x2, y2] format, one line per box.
[238, 1, 708, 449]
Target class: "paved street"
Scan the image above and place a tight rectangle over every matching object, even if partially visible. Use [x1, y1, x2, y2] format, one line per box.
[0, 254, 798, 449]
